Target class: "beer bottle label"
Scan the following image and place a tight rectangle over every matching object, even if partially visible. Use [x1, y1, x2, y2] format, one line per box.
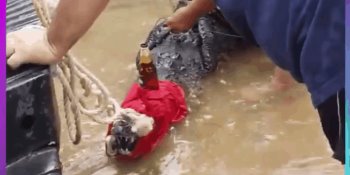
[138, 62, 159, 90]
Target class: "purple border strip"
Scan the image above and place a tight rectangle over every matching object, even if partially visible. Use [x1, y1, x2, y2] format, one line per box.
[346, 0, 350, 174]
[347, 0, 350, 27]
[1, 0, 5, 174]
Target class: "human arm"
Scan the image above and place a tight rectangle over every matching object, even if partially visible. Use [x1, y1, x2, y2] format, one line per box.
[165, 0, 216, 32]
[48, 0, 109, 58]
[6, 0, 110, 69]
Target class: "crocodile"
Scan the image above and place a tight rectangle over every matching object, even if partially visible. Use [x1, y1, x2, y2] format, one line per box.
[107, 0, 245, 159]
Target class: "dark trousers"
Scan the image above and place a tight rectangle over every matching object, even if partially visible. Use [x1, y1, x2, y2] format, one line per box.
[317, 89, 345, 164]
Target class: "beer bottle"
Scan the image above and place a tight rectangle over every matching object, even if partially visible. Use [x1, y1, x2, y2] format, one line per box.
[137, 43, 159, 90]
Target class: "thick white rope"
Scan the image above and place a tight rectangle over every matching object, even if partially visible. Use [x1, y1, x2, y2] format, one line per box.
[32, 0, 124, 144]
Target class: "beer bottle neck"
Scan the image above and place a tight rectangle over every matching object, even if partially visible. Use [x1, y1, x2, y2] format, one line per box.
[140, 48, 152, 64]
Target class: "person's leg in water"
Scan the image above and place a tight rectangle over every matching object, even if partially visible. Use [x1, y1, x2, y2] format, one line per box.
[239, 66, 296, 103]
[317, 89, 345, 164]
[270, 66, 296, 91]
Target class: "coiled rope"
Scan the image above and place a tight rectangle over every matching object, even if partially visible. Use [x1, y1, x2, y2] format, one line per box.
[31, 0, 125, 145]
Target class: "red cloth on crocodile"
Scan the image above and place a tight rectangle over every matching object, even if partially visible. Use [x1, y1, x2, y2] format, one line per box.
[107, 80, 188, 159]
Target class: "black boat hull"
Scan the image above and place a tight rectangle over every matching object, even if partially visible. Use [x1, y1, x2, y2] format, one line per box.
[6, 0, 62, 174]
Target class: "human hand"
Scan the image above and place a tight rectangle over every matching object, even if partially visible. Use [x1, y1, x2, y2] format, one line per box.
[6, 26, 62, 69]
[165, 0, 216, 33]
[165, 6, 199, 33]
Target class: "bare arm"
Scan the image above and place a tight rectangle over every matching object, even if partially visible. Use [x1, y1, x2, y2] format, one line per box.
[188, 0, 216, 17]
[166, 0, 215, 32]
[6, 0, 110, 69]
[48, 0, 110, 58]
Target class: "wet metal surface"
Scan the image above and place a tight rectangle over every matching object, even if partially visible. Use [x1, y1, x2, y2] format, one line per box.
[6, 1, 61, 174]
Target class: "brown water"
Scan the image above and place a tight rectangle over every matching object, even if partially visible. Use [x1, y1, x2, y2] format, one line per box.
[56, 0, 344, 174]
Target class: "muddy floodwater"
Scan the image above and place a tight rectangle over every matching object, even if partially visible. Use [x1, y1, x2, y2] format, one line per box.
[55, 0, 344, 174]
